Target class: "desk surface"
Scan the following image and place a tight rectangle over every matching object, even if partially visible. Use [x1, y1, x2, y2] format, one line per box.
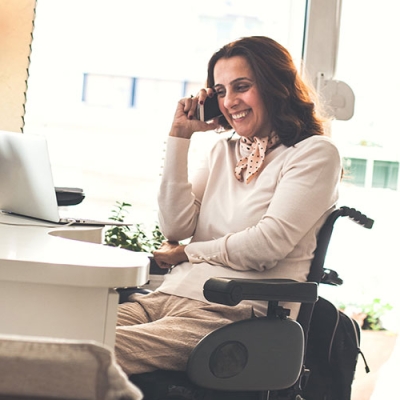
[0, 213, 149, 288]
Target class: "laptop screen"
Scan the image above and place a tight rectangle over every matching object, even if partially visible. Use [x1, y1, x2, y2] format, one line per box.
[0, 130, 61, 223]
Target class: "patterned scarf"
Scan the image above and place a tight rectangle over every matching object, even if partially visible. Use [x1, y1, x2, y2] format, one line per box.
[234, 134, 280, 184]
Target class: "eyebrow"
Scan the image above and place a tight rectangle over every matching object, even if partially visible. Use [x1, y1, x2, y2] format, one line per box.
[214, 77, 254, 88]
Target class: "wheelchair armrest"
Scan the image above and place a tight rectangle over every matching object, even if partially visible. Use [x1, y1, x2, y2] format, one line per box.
[203, 277, 318, 306]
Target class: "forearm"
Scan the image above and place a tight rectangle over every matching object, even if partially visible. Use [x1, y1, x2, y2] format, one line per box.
[157, 137, 202, 241]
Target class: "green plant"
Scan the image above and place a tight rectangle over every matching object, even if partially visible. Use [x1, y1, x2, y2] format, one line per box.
[339, 298, 393, 331]
[361, 298, 393, 331]
[104, 201, 165, 253]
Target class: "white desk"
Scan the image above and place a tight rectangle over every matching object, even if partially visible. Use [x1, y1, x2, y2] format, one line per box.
[0, 213, 149, 347]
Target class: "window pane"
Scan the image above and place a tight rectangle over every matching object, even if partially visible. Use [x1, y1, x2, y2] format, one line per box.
[83, 74, 135, 108]
[24, 0, 307, 224]
[342, 157, 367, 187]
[134, 79, 184, 110]
[372, 160, 399, 190]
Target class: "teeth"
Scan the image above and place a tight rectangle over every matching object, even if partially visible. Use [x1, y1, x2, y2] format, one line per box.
[232, 111, 248, 119]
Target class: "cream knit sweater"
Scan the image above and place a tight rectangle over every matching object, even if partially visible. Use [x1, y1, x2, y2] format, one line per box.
[156, 134, 341, 317]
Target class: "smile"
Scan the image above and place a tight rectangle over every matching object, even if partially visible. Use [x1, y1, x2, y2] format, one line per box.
[232, 110, 249, 120]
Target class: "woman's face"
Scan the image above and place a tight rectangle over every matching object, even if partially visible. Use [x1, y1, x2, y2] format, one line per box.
[213, 56, 271, 139]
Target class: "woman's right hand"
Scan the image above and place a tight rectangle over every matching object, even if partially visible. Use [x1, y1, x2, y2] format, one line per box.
[153, 241, 188, 269]
[169, 89, 220, 139]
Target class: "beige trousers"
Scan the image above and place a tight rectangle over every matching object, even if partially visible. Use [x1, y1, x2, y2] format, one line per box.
[115, 291, 253, 375]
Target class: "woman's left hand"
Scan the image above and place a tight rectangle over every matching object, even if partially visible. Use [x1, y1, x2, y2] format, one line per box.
[153, 241, 189, 269]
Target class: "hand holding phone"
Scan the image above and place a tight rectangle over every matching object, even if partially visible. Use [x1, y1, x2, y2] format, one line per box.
[197, 95, 222, 122]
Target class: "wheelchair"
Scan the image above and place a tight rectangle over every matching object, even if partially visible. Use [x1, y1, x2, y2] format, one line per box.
[123, 206, 374, 400]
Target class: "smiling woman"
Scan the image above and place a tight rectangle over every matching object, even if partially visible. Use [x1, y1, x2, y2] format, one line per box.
[115, 34, 342, 376]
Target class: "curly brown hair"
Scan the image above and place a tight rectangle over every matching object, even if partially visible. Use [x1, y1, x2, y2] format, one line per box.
[207, 36, 327, 146]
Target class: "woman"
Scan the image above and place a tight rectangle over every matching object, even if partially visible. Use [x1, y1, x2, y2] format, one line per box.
[115, 36, 342, 375]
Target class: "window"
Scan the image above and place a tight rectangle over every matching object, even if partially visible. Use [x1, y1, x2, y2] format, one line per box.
[82, 74, 136, 108]
[342, 158, 399, 190]
[134, 79, 184, 110]
[372, 160, 399, 190]
[342, 157, 367, 187]
[24, 0, 307, 225]
[322, 0, 400, 332]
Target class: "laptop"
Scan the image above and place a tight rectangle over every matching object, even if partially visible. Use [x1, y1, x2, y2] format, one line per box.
[0, 130, 130, 226]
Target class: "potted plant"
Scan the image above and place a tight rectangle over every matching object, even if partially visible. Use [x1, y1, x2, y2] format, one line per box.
[104, 201, 167, 275]
[360, 298, 393, 331]
[340, 298, 393, 331]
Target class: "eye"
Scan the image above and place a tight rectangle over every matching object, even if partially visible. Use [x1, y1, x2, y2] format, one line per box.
[236, 83, 251, 92]
[215, 89, 226, 97]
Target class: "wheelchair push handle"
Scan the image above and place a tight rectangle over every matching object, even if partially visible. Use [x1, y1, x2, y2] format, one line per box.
[338, 206, 374, 229]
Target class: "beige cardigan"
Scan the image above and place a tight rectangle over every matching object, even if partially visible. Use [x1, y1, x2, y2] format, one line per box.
[156, 134, 341, 317]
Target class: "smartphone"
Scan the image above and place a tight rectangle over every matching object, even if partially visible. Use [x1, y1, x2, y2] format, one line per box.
[197, 95, 222, 122]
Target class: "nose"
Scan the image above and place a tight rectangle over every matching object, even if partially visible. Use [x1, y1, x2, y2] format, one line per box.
[223, 89, 239, 110]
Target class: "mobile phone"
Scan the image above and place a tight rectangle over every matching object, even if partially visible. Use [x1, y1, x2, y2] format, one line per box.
[197, 95, 222, 122]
